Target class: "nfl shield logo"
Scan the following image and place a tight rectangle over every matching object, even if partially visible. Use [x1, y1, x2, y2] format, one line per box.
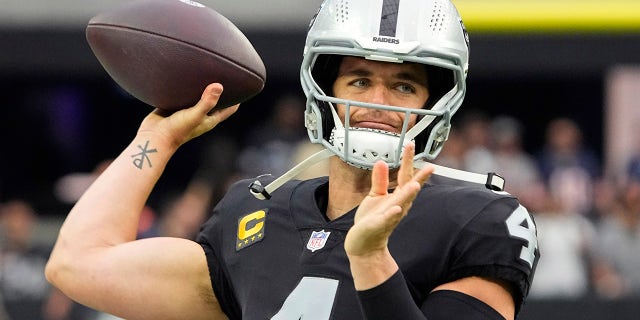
[306, 230, 331, 252]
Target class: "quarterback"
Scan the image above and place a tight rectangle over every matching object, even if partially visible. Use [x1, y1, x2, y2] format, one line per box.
[46, 0, 539, 319]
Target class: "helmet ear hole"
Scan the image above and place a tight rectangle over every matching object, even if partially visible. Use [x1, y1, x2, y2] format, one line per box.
[312, 54, 343, 96]
[311, 54, 343, 141]
[319, 101, 336, 141]
[424, 66, 455, 110]
[415, 66, 454, 156]
[415, 115, 443, 154]
[420, 117, 450, 159]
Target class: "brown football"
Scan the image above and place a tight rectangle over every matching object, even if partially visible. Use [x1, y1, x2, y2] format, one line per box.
[86, 0, 266, 111]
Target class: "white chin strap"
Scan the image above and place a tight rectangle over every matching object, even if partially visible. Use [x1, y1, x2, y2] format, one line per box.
[415, 160, 505, 192]
[249, 149, 505, 200]
[249, 148, 334, 200]
[249, 88, 503, 200]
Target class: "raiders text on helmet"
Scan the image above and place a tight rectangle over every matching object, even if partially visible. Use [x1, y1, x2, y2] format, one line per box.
[372, 36, 400, 44]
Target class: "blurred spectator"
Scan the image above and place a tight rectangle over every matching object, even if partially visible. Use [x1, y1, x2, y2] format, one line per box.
[238, 93, 308, 178]
[538, 118, 600, 180]
[433, 125, 466, 170]
[548, 165, 594, 217]
[54, 159, 112, 205]
[586, 177, 621, 223]
[537, 118, 600, 216]
[488, 116, 544, 208]
[429, 125, 475, 187]
[457, 110, 497, 174]
[528, 186, 597, 299]
[628, 155, 640, 185]
[592, 163, 640, 298]
[190, 134, 243, 206]
[0, 200, 96, 320]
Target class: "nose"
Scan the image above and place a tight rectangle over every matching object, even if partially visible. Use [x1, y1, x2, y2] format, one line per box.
[367, 84, 389, 105]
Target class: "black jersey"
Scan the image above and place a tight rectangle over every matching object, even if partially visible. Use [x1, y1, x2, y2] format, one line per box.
[197, 176, 539, 319]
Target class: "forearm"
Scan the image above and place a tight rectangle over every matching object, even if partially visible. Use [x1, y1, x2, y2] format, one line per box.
[356, 270, 427, 320]
[349, 249, 426, 319]
[352, 253, 515, 320]
[47, 132, 177, 279]
[62, 132, 175, 244]
[355, 268, 509, 320]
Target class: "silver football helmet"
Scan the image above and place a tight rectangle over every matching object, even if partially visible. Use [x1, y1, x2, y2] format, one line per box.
[300, 0, 469, 169]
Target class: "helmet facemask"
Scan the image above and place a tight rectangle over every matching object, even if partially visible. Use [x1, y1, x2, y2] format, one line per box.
[302, 51, 460, 169]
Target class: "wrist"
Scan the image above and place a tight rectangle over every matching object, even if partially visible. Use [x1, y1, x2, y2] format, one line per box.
[356, 270, 426, 320]
[347, 248, 399, 290]
[346, 247, 391, 263]
[120, 131, 178, 175]
[134, 130, 181, 154]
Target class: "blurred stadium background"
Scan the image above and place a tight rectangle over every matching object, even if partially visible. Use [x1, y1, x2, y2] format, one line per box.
[1, 1, 640, 319]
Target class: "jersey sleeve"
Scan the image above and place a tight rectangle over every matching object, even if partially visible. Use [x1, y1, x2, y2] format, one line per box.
[196, 181, 250, 320]
[446, 193, 539, 312]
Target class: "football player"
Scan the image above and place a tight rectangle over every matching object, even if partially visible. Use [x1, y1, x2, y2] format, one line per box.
[46, 0, 539, 319]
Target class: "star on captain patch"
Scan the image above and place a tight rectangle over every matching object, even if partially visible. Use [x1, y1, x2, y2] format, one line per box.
[236, 209, 266, 251]
[306, 230, 331, 252]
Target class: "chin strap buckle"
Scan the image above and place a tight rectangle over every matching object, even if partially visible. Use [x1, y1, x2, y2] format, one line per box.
[248, 179, 272, 200]
[485, 172, 505, 191]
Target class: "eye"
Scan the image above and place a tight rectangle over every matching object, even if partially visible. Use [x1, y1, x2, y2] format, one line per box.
[396, 83, 416, 94]
[350, 79, 369, 88]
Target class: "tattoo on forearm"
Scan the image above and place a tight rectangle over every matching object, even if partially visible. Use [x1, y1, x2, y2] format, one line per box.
[131, 140, 158, 169]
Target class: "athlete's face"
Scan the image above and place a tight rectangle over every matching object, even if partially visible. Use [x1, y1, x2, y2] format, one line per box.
[332, 56, 430, 134]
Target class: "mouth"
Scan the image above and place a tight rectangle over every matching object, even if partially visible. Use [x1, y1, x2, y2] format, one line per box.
[352, 121, 398, 133]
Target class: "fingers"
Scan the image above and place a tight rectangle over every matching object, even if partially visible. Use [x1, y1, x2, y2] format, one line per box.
[414, 163, 434, 186]
[151, 83, 224, 118]
[397, 143, 416, 186]
[388, 142, 433, 214]
[193, 84, 239, 127]
[196, 83, 224, 115]
[199, 84, 239, 123]
[397, 142, 434, 188]
[210, 104, 239, 122]
[137, 83, 238, 148]
[370, 161, 390, 196]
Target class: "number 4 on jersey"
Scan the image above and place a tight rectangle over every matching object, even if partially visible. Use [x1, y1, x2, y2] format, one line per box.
[271, 277, 339, 320]
[505, 205, 538, 268]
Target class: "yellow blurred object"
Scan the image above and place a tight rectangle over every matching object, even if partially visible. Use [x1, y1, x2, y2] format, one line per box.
[453, 0, 640, 33]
